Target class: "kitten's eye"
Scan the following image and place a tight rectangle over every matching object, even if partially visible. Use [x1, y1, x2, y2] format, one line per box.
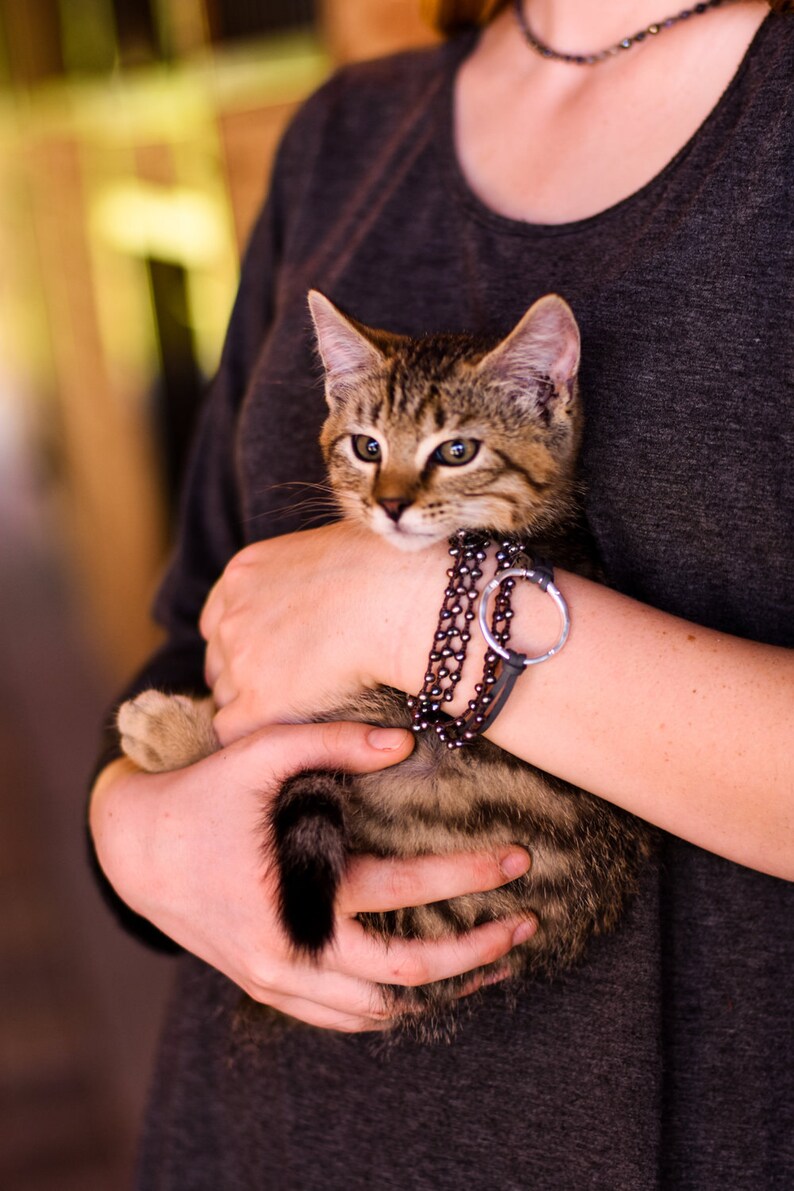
[433, 438, 480, 467]
[351, 435, 382, 462]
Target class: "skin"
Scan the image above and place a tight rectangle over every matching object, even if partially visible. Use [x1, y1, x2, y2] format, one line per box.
[455, 0, 770, 225]
[202, 523, 793, 880]
[93, 734, 534, 1033]
[90, 0, 790, 1033]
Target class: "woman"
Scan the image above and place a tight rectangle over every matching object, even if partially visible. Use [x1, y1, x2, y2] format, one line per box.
[91, 1, 793, 1186]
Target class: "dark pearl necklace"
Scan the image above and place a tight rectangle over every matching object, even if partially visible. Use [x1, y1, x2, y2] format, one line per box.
[513, 0, 734, 66]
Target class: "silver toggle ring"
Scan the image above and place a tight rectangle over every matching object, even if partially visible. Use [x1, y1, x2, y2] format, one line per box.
[478, 566, 570, 666]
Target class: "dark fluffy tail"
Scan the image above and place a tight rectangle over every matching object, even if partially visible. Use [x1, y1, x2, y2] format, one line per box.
[270, 769, 349, 958]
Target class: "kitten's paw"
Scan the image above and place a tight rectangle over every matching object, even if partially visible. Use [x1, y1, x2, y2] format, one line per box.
[117, 690, 218, 773]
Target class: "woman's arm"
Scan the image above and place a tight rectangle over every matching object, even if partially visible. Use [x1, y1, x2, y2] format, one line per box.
[201, 521, 794, 880]
[486, 570, 793, 879]
[89, 722, 535, 1030]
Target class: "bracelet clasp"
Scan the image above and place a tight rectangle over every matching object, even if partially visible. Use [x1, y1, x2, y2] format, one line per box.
[478, 564, 570, 666]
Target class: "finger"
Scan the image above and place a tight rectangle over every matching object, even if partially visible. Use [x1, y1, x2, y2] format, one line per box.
[455, 963, 513, 1000]
[243, 956, 394, 1022]
[203, 631, 224, 692]
[263, 992, 391, 1034]
[210, 673, 242, 715]
[198, 575, 224, 642]
[339, 847, 531, 914]
[332, 915, 536, 987]
[231, 719, 416, 777]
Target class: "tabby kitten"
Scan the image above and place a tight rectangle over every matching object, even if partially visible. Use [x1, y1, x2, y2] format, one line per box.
[118, 291, 652, 1028]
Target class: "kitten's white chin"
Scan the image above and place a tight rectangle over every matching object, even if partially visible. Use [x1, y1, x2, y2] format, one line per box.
[377, 526, 445, 552]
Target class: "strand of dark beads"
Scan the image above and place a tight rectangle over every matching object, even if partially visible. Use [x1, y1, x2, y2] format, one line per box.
[409, 535, 532, 748]
[513, 0, 733, 66]
[407, 530, 490, 733]
[436, 539, 528, 748]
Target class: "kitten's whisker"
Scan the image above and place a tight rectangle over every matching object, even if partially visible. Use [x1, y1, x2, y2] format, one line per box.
[270, 495, 337, 512]
[254, 479, 337, 499]
[243, 509, 341, 529]
[293, 511, 343, 529]
[247, 503, 338, 524]
[242, 489, 342, 528]
[247, 479, 339, 518]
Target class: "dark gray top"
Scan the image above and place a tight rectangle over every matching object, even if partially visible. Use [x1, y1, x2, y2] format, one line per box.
[114, 15, 793, 1189]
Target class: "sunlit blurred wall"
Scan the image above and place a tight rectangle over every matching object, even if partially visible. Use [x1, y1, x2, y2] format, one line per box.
[0, 0, 436, 681]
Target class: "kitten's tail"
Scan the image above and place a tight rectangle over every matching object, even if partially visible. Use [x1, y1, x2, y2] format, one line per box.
[270, 769, 349, 958]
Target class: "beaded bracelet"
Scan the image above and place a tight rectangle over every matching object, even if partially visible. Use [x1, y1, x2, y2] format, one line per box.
[406, 530, 490, 729]
[408, 533, 571, 748]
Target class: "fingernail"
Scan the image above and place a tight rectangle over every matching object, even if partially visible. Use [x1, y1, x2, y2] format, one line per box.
[500, 848, 531, 878]
[512, 919, 536, 946]
[367, 727, 411, 751]
[482, 965, 512, 988]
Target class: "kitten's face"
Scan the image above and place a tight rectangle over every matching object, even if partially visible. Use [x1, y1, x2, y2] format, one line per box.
[311, 293, 582, 550]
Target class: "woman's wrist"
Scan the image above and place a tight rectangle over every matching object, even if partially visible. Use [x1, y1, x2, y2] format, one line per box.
[376, 534, 566, 721]
[89, 757, 163, 919]
[369, 536, 453, 698]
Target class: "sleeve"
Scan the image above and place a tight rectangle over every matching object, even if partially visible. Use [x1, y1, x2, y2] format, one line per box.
[88, 56, 398, 945]
[87, 107, 297, 948]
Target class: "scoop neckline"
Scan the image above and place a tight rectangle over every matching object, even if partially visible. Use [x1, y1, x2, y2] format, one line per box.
[440, 11, 774, 239]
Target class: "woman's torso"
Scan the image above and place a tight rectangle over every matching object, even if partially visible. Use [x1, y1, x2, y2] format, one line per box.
[141, 16, 793, 1188]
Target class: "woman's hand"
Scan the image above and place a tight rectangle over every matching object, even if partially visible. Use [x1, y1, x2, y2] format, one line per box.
[90, 720, 534, 1032]
[200, 522, 445, 746]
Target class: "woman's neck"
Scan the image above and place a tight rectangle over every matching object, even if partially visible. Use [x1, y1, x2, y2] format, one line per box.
[455, 0, 769, 225]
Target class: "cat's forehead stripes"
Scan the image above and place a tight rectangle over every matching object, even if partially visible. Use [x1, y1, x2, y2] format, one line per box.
[406, 384, 447, 431]
[380, 338, 485, 419]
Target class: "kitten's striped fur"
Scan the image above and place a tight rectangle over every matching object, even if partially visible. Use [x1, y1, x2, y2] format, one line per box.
[118, 292, 652, 1035]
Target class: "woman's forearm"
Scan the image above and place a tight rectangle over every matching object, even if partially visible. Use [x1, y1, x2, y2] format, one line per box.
[387, 564, 793, 879]
[201, 524, 792, 880]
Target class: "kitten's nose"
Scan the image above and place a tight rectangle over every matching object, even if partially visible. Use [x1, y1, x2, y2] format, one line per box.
[379, 498, 411, 523]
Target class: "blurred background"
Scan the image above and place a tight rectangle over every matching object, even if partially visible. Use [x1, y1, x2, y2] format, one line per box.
[0, 2, 435, 1187]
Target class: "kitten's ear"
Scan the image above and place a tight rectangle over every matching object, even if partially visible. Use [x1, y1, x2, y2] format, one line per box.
[308, 290, 385, 407]
[476, 294, 581, 409]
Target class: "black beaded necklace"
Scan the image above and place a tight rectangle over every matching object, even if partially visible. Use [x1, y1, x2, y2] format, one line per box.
[513, 0, 735, 65]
